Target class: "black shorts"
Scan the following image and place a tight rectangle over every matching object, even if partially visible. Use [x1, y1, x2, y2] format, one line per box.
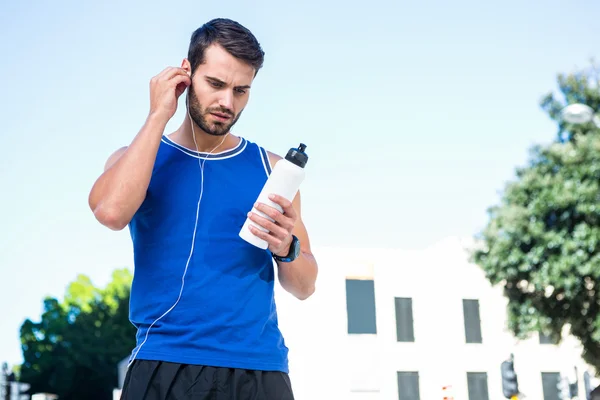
[120, 360, 295, 400]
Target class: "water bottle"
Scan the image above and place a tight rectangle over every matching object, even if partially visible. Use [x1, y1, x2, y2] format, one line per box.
[239, 143, 309, 249]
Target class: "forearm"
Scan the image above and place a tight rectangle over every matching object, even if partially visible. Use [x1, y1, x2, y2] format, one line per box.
[89, 113, 168, 230]
[276, 251, 318, 300]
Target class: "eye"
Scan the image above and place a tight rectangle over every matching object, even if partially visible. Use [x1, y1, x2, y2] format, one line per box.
[235, 88, 247, 95]
[209, 80, 223, 88]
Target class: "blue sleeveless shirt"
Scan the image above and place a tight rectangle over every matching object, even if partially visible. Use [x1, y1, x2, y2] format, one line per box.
[127, 134, 289, 373]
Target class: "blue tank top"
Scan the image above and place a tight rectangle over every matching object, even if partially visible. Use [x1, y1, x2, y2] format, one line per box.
[127, 134, 289, 373]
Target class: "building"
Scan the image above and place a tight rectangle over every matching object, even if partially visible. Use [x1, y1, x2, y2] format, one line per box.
[273, 237, 598, 400]
[113, 237, 599, 399]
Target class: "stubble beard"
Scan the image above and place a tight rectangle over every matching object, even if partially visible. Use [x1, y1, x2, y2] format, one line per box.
[187, 88, 242, 137]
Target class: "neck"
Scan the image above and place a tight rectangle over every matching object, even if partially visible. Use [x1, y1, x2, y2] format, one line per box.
[173, 113, 238, 153]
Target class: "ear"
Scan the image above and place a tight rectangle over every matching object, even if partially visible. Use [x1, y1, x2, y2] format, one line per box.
[181, 58, 192, 76]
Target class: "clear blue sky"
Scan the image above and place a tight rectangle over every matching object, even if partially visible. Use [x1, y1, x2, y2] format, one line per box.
[0, 0, 598, 367]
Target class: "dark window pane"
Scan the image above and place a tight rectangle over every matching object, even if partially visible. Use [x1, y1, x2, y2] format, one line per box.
[397, 371, 420, 400]
[395, 297, 415, 342]
[346, 279, 377, 334]
[539, 332, 559, 345]
[467, 372, 489, 400]
[463, 299, 482, 343]
[541, 372, 561, 400]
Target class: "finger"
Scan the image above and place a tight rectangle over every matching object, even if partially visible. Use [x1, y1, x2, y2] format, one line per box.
[253, 202, 293, 231]
[249, 224, 283, 249]
[168, 68, 190, 80]
[154, 67, 187, 82]
[268, 194, 297, 220]
[165, 71, 189, 88]
[151, 68, 182, 87]
[155, 66, 176, 80]
[248, 211, 288, 239]
[171, 73, 191, 88]
[169, 73, 190, 98]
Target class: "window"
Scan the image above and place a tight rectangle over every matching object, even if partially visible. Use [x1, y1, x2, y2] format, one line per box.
[467, 372, 489, 400]
[397, 371, 420, 400]
[395, 297, 415, 342]
[541, 372, 561, 400]
[539, 332, 559, 345]
[463, 299, 482, 343]
[346, 279, 377, 334]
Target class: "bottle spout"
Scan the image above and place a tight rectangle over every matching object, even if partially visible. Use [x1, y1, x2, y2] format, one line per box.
[285, 143, 309, 168]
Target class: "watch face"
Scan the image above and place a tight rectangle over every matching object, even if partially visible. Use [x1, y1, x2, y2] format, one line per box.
[292, 237, 300, 258]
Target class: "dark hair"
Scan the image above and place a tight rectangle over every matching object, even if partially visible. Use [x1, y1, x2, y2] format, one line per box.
[188, 18, 265, 76]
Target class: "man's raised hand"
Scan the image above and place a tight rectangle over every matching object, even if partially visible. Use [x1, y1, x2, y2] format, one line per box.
[148, 67, 191, 121]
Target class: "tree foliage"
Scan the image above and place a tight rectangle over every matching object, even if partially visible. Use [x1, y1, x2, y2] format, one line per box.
[540, 61, 600, 142]
[471, 60, 600, 369]
[19, 269, 135, 400]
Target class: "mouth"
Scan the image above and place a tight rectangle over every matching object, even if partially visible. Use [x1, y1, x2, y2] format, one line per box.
[210, 112, 231, 122]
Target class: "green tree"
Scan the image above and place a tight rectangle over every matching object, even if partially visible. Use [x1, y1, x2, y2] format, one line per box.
[471, 61, 600, 369]
[19, 268, 135, 399]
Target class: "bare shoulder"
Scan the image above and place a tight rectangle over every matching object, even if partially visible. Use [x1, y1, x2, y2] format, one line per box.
[104, 146, 128, 171]
[266, 150, 282, 168]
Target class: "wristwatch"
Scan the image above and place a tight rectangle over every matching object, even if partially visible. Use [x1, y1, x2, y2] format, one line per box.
[273, 235, 300, 262]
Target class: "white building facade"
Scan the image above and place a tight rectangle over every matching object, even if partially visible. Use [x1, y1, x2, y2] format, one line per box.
[273, 238, 598, 400]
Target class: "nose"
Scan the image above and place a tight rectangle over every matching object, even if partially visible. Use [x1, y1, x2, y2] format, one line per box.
[218, 91, 234, 112]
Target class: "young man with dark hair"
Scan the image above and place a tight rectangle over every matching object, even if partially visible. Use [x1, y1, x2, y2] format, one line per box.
[88, 18, 317, 399]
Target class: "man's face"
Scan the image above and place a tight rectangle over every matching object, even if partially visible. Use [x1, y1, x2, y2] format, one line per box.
[185, 44, 255, 136]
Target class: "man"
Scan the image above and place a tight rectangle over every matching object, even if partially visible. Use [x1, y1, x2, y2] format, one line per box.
[88, 18, 317, 399]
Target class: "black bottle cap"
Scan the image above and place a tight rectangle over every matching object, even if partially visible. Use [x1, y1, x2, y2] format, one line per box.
[285, 143, 308, 168]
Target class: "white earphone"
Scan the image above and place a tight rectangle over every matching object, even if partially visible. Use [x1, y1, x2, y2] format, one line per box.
[127, 79, 229, 368]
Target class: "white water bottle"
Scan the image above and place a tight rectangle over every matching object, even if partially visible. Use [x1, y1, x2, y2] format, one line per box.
[239, 143, 309, 249]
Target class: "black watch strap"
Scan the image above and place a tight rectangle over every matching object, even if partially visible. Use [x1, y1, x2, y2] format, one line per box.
[273, 235, 300, 262]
